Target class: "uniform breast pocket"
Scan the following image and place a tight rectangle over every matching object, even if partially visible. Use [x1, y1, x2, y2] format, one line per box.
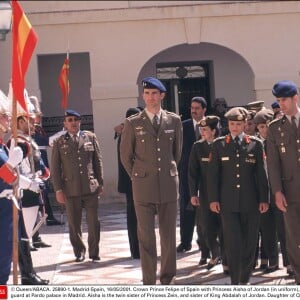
[135, 137, 146, 154]
[84, 142, 94, 152]
[245, 154, 256, 164]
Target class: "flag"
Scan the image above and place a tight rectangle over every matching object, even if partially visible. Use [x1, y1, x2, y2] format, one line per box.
[12, 0, 38, 113]
[59, 55, 70, 110]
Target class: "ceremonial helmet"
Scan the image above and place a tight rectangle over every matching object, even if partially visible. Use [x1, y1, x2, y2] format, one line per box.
[0, 89, 11, 116]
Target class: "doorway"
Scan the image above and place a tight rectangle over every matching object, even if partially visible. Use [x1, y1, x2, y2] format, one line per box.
[157, 62, 212, 121]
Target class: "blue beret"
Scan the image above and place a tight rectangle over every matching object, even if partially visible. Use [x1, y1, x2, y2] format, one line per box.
[272, 80, 298, 98]
[142, 77, 166, 92]
[65, 109, 81, 119]
[271, 101, 280, 109]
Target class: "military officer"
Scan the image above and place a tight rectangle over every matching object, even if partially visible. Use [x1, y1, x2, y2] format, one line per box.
[208, 107, 269, 285]
[267, 80, 300, 284]
[51, 109, 104, 262]
[188, 115, 226, 271]
[120, 77, 183, 285]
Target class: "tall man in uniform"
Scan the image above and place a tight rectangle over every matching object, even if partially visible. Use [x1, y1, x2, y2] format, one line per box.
[120, 77, 182, 285]
[51, 109, 104, 262]
[177, 97, 208, 254]
[267, 80, 300, 284]
[208, 107, 269, 285]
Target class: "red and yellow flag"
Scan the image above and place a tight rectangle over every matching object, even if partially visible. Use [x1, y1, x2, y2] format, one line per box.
[12, 0, 38, 113]
[59, 55, 70, 110]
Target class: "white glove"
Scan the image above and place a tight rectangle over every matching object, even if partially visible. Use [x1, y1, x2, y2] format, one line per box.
[7, 140, 23, 168]
[18, 175, 41, 193]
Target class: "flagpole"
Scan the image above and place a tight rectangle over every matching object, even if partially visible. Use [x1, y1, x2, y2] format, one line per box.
[12, 94, 19, 285]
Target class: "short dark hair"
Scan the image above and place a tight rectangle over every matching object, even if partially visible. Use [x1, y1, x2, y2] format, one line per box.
[191, 97, 207, 109]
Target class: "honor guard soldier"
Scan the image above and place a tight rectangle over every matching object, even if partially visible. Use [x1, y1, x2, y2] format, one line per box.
[120, 77, 183, 285]
[51, 109, 104, 263]
[208, 106, 269, 285]
[267, 80, 300, 284]
[1, 89, 48, 285]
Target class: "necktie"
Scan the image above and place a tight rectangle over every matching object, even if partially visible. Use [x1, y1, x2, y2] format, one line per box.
[291, 116, 298, 136]
[73, 134, 79, 145]
[234, 136, 240, 150]
[153, 115, 160, 133]
[195, 125, 200, 141]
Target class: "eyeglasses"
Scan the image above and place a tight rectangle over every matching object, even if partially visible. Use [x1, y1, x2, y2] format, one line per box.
[65, 117, 80, 122]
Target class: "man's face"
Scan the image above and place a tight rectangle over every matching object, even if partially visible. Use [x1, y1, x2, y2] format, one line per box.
[18, 116, 35, 134]
[277, 95, 298, 116]
[143, 88, 164, 110]
[0, 113, 11, 133]
[244, 119, 256, 135]
[63, 116, 81, 135]
[191, 101, 206, 122]
[257, 123, 268, 139]
[228, 120, 245, 136]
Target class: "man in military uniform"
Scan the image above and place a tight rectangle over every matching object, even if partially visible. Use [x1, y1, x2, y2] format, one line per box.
[51, 109, 104, 262]
[188, 115, 226, 271]
[267, 80, 300, 284]
[208, 107, 269, 285]
[120, 77, 182, 285]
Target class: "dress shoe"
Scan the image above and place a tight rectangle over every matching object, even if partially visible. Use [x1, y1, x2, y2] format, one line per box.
[30, 244, 38, 251]
[21, 273, 49, 285]
[75, 254, 85, 262]
[46, 218, 65, 226]
[287, 265, 294, 276]
[176, 243, 192, 253]
[90, 256, 100, 262]
[206, 257, 221, 270]
[223, 265, 229, 275]
[33, 241, 51, 248]
[199, 258, 207, 266]
[263, 264, 279, 274]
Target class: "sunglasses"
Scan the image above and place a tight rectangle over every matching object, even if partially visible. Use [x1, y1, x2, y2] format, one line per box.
[65, 117, 80, 122]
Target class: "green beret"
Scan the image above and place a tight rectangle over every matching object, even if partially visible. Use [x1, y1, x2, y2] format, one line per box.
[253, 109, 274, 125]
[198, 115, 220, 128]
[225, 107, 248, 121]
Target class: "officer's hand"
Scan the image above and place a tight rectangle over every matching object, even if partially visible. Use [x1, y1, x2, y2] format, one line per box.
[191, 196, 200, 206]
[275, 191, 287, 212]
[56, 190, 66, 204]
[7, 141, 23, 168]
[210, 201, 220, 213]
[259, 202, 269, 214]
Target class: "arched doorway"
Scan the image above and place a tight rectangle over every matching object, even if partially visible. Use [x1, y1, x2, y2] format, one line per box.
[137, 42, 255, 121]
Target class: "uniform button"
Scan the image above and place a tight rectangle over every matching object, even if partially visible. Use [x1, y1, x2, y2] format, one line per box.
[298, 158, 300, 162]
[134, 173, 138, 176]
[80, 171, 83, 174]
[79, 164, 82, 167]
[158, 168, 161, 171]
[141, 139, 145, 143]
[236, 164, 239, 167]
[237, 174, 240, 178]
[237, 184, 240, 188]
[78, 157, 81, 160]
[236, 154, 240, 157]
[298, 149, 300, 152]
[158, 158, 161, 161]
[77, 150, 80, 153]
[157, 148, 161, 151]
[297, 140, 300, 144]
[157, 138, 160, 142]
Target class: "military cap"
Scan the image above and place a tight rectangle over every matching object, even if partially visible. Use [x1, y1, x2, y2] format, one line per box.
[253, 109, 274, 125]
[271, 101, 280, 109]
[272, 80, 298, 98]
[191, 96, 207, 108]
[65, 109, 81, 119]
[29, 96, 42, 116]
[126, 107, 141, 118]
[198, 115, 220, 129]
[142, 77, 166, 92]
[247, 110, 256, 120]
[246, 100, 265, 112]
[225, 107, 248, 121]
